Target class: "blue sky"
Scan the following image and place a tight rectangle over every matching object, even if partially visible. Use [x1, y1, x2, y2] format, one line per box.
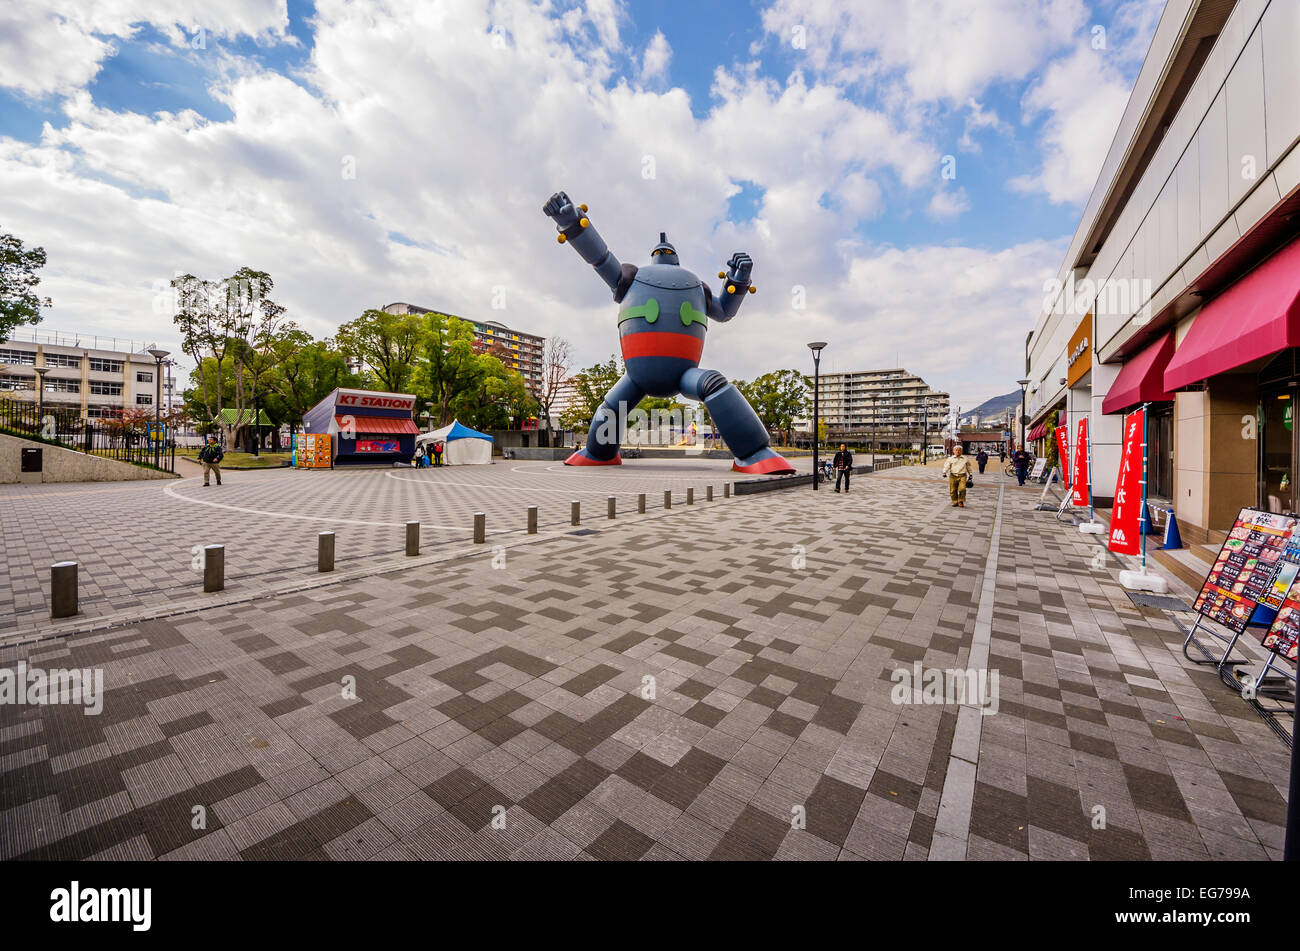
[0, 0, 1165, 407]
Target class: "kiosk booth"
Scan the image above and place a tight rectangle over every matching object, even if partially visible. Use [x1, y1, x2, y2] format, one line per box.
[302, 388, 419, 466]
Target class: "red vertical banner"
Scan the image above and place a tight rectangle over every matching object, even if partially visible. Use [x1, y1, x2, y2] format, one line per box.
[1055, 423, 1070, 489]
[1108, 407, 1146, 555]
[1071, 418, 1089, 506]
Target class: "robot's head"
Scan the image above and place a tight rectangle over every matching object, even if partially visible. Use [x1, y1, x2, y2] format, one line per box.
[649, 232, 679, 266]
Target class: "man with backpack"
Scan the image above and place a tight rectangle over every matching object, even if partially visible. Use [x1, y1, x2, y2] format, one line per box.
[432, 440, 445, 466]
[198, 435, 224, 486]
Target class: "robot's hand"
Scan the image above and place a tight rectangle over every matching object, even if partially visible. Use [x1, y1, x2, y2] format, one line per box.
[543, 191, 583, 232]
[725, 252, 753, 285]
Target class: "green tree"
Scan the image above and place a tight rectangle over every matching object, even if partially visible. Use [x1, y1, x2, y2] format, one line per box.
[453, 358, 538, 431]
[0, 228, 51, 342]
[265, 330, 361, 433]
[559, 355, 622, 433]
[737, 370, 809, 445]
[336, 308, 426, 394]
[412, 312, 488, 426]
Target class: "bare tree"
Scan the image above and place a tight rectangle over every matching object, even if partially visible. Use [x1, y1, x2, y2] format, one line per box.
[537, 336, 572, 447]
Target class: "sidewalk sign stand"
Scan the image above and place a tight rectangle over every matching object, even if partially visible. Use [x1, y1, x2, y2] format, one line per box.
[1119, 406, 1167, 592]
[1035, 467, 1065, 511]
[1181, 507, 1300, 683]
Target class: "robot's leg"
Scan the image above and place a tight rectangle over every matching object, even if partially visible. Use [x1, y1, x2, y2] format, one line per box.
[566, 373, 645, 466]
[680, 368, 795, 475]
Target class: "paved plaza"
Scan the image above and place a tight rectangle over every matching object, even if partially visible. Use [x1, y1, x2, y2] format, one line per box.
[0, 463, 1292, 860]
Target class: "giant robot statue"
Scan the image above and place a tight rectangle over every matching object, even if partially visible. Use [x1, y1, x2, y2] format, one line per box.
[543, 190, 796, 474]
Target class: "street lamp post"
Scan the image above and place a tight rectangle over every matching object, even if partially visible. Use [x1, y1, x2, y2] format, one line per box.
[871, 394, 877, 470]
[808, 342, 827, 490]
[922, 398, 929, 466]
[1017, 378, 1031, 454]
[33, 365, 49, 422]
[147, 348, 169, 469]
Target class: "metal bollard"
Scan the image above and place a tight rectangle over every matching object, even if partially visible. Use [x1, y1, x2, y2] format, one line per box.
[50, 561, 78, 619]
[474, 513, 486, 544]
[607, 496, 616, 519]
[707, 485, 713, 501]
[571, 500, 580, 526]
[724, 483, 731, 498]
[664, 490, 672, 509]
[687, 488, 694, 505]
[527, 506, 538, 534]
[637, 493, 646, 514]
[203, 545, 225, 592]
[318, 532, 335, 572]
[406, 521, 420, 556]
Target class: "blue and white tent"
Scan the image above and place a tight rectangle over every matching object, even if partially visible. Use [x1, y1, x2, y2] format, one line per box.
[415, 419, 494, 465]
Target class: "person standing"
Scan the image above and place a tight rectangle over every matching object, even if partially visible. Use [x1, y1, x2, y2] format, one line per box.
[1012, 445, 1032, 486]
[976, 449, 988, 474]
[433, 440, 444, 467]
[832, 443, 853, 493]
[198, 435, 224, 487]
[942, 444, 975, 508]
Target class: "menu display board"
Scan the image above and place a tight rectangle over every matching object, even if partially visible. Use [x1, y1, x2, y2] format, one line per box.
[1261, 593, 1300, 664]
[1192, 509, 1297, 633]
[293, 432, 331, 468]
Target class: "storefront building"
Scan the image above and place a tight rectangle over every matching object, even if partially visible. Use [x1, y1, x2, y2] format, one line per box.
[1026, 0, 1299, 538]
[302, 388, 420, 466]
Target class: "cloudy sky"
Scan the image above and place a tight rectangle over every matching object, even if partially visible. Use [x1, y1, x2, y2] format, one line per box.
[0, 0, 1165, 409]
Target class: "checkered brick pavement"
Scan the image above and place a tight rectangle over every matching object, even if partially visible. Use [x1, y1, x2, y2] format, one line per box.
[0, 464, 1290, 859]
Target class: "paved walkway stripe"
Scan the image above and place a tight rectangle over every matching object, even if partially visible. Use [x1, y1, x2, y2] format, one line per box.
[930, 478, 1004, 860]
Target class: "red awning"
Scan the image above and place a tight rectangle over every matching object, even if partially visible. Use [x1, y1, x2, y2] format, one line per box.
[1102, 330, 1175, 414]
[1164, 235, 1300, 391]
[334, 414, 419, 435]
[1028, 423, 1046, 441]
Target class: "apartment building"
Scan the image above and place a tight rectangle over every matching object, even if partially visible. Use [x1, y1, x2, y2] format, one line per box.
[381, 303, 545, 394]
[0, 329, 171, 418]
[809, 368, 950, 449]
[1025, 0, 1299, 543]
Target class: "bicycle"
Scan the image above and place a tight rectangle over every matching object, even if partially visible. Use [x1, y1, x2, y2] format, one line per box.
[1003, 455, 1035, 477]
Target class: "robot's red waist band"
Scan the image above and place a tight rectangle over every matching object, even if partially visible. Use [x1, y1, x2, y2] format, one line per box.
[620, 331, 704, 362]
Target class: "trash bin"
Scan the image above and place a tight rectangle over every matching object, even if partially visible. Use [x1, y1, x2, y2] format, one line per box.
[21, 447, 42, 472]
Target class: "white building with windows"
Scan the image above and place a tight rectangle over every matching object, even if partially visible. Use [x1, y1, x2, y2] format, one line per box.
[0, 329, 172, 418]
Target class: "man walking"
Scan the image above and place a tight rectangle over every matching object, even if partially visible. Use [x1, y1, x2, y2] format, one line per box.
[942, 444, 975, 508]
[976, 449, 988, 474]
[832, 443, 853, 493]
[198, 435, 224, 487]
[1012, 445, 1032, 486]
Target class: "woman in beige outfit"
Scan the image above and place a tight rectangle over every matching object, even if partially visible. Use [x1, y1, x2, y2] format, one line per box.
[942, 444, 976, 507]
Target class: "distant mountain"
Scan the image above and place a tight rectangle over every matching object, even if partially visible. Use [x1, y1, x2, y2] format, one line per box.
[963, 390, 1022, 421]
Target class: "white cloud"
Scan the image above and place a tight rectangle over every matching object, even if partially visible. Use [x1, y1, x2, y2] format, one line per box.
[926, 186, 970, 219]
[760, 0, 1087, 103]
[640, 30, 671, 84]
[0, 1, 291, 98]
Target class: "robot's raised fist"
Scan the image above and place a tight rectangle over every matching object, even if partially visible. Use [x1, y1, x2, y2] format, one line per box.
[726, 252, 753, 285]
[543, 191, 582, 230]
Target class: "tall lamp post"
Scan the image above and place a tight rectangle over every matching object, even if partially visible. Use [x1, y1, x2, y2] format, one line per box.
[808, 342, 827, 490]
[871, 393, 877, 470]
[147, 348, 169, 468]
[1017, 378, 1031, 453]
[33, 365, 49, 421]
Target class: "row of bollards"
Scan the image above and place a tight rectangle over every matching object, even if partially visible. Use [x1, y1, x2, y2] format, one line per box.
[45, 483, 735, 619]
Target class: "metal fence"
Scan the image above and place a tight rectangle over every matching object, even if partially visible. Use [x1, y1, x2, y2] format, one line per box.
[0, 398, 176, 473]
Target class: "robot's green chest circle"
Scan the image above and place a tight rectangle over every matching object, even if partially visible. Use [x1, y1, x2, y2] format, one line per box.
[618, 278, 707, 330]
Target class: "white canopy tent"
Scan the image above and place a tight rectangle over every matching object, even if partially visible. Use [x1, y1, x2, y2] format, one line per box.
[415, 419, 494, 465]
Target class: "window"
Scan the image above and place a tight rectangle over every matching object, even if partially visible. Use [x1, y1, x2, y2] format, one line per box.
[89, 381, 122, 396]
[88, 358, 124, 373]
[137, 371, 153, 383]
[86, 405, 111, 418]
[136, 394, 153, 405]
[43, 352, 82, 368]
[0, 348, 36, 366]
[0, 374, 32, 390]
[44, 379, 80, 393]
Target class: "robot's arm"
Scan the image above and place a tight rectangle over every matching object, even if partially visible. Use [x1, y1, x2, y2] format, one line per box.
[543, 191, 636, 301]
[706, 252, 755, 322]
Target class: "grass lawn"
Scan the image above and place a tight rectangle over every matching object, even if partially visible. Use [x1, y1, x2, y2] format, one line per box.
[178, 450, 291, 467]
